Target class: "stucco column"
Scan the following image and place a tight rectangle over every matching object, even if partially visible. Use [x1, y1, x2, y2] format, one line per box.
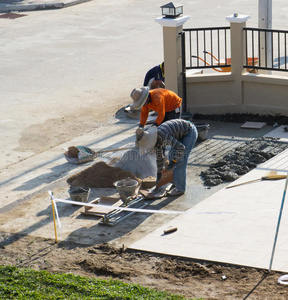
[226, 14, 250, 106]
[155, 15, 190, 96]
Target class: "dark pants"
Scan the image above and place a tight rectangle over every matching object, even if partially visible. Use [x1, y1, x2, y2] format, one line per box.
[161, 108, 181, 157]
[169, 124, 198, 191]
[162, 109, 181, 123]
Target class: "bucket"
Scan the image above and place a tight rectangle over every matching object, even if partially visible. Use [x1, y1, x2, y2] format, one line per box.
[195, 124, 210, 141]
[113, 177, 139, 199]
[68, 186, 90, 203]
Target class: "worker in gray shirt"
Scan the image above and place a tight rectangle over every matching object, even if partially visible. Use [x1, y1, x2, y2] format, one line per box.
[138, 119, 198, 196]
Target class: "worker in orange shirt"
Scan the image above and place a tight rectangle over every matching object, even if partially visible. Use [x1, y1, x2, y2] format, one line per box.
[130, 87, 182, 139]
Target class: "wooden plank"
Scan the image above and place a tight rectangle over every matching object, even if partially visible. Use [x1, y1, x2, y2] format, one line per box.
[82, 196, 123, 216]
[80, 211, 108, 217]
[84, 198, 100, 211]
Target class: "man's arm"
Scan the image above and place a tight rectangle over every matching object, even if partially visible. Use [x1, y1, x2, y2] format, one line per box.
[153, 94, 166, 126]
[139, 105, 150, 126]
[155, 144, 165, 173]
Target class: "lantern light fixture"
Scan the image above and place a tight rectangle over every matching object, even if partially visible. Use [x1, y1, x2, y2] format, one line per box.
[161, 2, 183, 19]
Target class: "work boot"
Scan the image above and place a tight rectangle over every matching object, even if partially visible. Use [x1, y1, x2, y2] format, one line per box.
[167, 187, 184, 196]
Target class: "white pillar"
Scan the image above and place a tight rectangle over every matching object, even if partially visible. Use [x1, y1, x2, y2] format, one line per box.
[226, 14, 250, 106]
[155, 15, 190, 95]
[226, 14, 250, 73]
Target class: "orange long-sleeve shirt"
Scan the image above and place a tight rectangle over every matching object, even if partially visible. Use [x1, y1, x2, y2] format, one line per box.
[140, 89, 182, 126]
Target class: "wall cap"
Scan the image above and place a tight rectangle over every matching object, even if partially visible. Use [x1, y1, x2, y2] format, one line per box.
[155, 15, 190, 27]
[226, 14, 250, 23]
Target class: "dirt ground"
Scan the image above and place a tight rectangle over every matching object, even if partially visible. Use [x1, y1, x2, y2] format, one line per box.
[3, 105, 288, 299]
[15, 101, 127, 156]
[1, 232, 288, 300]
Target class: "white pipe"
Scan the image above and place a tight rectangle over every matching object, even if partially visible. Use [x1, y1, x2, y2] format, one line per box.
[258, 0, 272, 70]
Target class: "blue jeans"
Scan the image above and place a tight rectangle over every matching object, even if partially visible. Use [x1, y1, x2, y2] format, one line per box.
[168, 124, 198, 191]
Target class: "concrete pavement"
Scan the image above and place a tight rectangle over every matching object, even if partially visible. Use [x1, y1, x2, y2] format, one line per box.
[0, 0, 91, 13]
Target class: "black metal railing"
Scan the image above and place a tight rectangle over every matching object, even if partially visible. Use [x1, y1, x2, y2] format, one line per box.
[244, 27, 288, 72]
[183, 27, 231, 72]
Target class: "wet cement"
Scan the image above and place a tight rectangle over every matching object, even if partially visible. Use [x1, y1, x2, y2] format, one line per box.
[201, 137, 288, 186]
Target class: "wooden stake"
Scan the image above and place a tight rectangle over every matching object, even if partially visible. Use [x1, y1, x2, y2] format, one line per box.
[52, 199, 58, 243]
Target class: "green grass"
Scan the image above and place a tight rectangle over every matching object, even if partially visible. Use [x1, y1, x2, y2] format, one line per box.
[0, 265, 196, 299]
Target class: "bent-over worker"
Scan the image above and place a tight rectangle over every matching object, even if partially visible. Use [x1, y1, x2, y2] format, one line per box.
[130, 87, 182, 140]
[137, 119, 198, 196]
[143, 62, 165, 89]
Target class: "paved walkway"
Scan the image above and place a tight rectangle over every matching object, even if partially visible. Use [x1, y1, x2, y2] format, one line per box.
[0, 0, 90, 13]
[130, 126, 288, 272]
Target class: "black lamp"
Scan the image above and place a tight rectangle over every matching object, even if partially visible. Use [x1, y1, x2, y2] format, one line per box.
[161, 2, 183, 19]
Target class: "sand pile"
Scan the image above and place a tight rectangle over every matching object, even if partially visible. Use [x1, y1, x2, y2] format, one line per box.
[114, 148, 157, 179]
[67, 161, 140, 188]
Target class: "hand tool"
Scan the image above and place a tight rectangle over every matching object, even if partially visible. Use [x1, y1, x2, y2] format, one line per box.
[156, 169, 173, 189]
[226, 172, 286, 189]
[67, 146, 134, 158]
[164, 227, 178, 234]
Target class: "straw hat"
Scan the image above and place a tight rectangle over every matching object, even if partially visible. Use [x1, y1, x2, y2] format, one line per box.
[138, 126, 158, 155]
[130, 87, 149, 110]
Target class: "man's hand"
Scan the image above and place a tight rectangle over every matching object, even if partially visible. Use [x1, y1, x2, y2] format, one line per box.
[167, 159, 177, 170]
[136, 127, 144, 141]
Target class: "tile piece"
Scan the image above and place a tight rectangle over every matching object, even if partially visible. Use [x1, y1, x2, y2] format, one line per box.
[241, 122, 267, 129]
